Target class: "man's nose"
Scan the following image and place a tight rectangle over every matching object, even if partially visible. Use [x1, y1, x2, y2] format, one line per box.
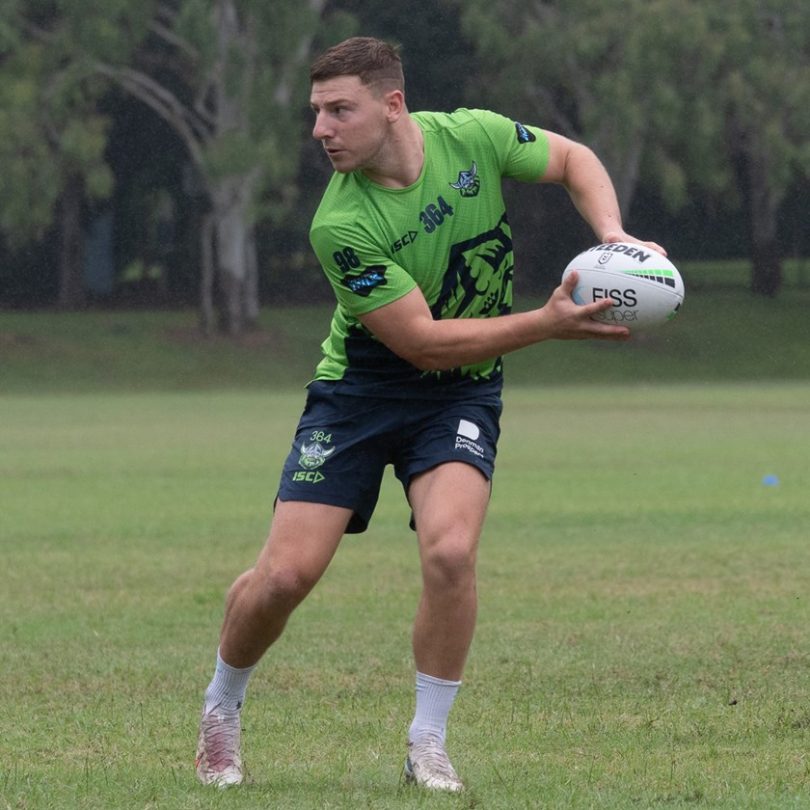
[312, 111, 331, 140]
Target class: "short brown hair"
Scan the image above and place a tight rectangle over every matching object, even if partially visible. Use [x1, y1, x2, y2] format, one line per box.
[310, 36, 404, 92]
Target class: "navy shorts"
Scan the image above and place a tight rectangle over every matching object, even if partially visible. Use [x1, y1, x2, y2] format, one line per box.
[276, 381, 503, 533]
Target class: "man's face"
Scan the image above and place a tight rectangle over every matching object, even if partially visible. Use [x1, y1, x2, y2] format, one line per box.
[310, 75, 393, 174]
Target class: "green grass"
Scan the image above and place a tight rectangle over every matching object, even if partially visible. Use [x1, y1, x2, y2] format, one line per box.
[2, 282, 810, 395]
[2, 291, 810, 807]
[678, 257, 810, 290]
[2, 384, 810, 808]
[0, 307, 327, 394]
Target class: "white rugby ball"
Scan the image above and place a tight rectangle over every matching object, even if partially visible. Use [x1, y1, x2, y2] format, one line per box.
[562, 242, 684, 330]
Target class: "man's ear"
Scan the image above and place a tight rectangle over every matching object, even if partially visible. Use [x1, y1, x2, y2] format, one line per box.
[384, 89, 405, 122]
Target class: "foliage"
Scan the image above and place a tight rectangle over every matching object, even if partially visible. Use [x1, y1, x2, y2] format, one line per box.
[715, 0, 810, 181]
[453, 0, 711, 212]
[452, 0, 809, 292]
[0, 0, 333, 328]
[0, 12, 113, 245]
[0, 1, 808, 307]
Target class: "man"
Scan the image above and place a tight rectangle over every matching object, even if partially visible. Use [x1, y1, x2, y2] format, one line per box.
[195, 36, 664, 793]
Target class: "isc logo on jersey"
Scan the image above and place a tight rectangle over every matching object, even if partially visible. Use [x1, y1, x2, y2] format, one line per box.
[391, 230, 418, 253]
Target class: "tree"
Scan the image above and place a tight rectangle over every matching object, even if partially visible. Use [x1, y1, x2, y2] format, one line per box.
[0, 9, 113, 308]
[709, 0, 810, 295]
[4, 0, 331, 332]
[452, 0, 810, 295]
[94, 0, 332, 334]
[452, 0, 708, 217]
[446, 0, 717, 283]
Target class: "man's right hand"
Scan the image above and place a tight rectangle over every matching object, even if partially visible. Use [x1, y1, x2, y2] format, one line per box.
[537, 271, 631, 342]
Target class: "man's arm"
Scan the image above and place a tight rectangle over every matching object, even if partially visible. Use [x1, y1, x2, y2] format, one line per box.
[541, 131, 666, 254]
[358, 271, 627, 372]
[359, 128, 664, 372]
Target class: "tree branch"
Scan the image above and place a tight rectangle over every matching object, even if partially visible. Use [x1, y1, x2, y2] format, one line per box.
[525, 81, 578, 139]
[148, 18, 200, 62]
[94, 61, 210, 169]
[273, 0, 327, 106]
[20, 17, 58, 44]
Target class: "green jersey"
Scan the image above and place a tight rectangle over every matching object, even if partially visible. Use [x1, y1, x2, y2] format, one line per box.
[308, 108, 550, 398]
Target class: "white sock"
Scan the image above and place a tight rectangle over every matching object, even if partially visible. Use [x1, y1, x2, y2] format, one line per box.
[203, 649, 256, 713]
[408, 671, 462, 746]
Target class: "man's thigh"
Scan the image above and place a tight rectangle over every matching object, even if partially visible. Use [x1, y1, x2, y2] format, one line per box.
[408, 461, 491, 549]
[254, 499, 352, 584]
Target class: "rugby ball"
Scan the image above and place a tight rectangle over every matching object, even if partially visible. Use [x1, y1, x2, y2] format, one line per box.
[562, 242, 684, 330]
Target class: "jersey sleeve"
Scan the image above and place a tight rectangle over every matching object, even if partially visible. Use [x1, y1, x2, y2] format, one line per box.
[467, 108, 551, 183]
[309, 220, 417, 317]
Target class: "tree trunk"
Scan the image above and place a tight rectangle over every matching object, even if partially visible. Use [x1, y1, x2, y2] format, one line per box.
[200, 212, 216, 336]
[746, 151, 782, 297]
[57, 173, 86, 309]
[611, 136, 645, 223]
[211, 172, 260, 335]
[205, 1, 261, 335]
[244, 225, 259, 327]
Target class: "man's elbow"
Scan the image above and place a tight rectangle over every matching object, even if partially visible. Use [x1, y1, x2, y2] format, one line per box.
[414, 355, 451, 372]
[394, 341, 451, 372]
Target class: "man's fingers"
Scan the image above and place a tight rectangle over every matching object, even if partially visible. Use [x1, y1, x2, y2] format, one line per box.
[560, 270, 578, 295]
[584, 296, 615, 315]
[601, 231, 667, 256]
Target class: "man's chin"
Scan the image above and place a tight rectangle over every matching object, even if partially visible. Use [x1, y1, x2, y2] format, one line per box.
[328, 158, 355, 174]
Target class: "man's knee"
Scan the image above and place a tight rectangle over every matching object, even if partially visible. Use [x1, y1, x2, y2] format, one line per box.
[420, 532, 478, 588]
[236, 563, 319, 616]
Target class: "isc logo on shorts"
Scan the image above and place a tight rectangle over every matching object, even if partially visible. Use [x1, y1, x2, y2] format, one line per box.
[292, 470, 325, 483]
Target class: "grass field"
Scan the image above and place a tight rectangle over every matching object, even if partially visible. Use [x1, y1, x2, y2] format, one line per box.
[1, 280, 809, 394]
[2, 291, 810, 808]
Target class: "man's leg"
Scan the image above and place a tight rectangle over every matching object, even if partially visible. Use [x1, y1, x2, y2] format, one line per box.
[404, 462, 490, 792]
[410, 462, 488, 679]
[219, 500, 351, 666]
[196, 500, 351, 786]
